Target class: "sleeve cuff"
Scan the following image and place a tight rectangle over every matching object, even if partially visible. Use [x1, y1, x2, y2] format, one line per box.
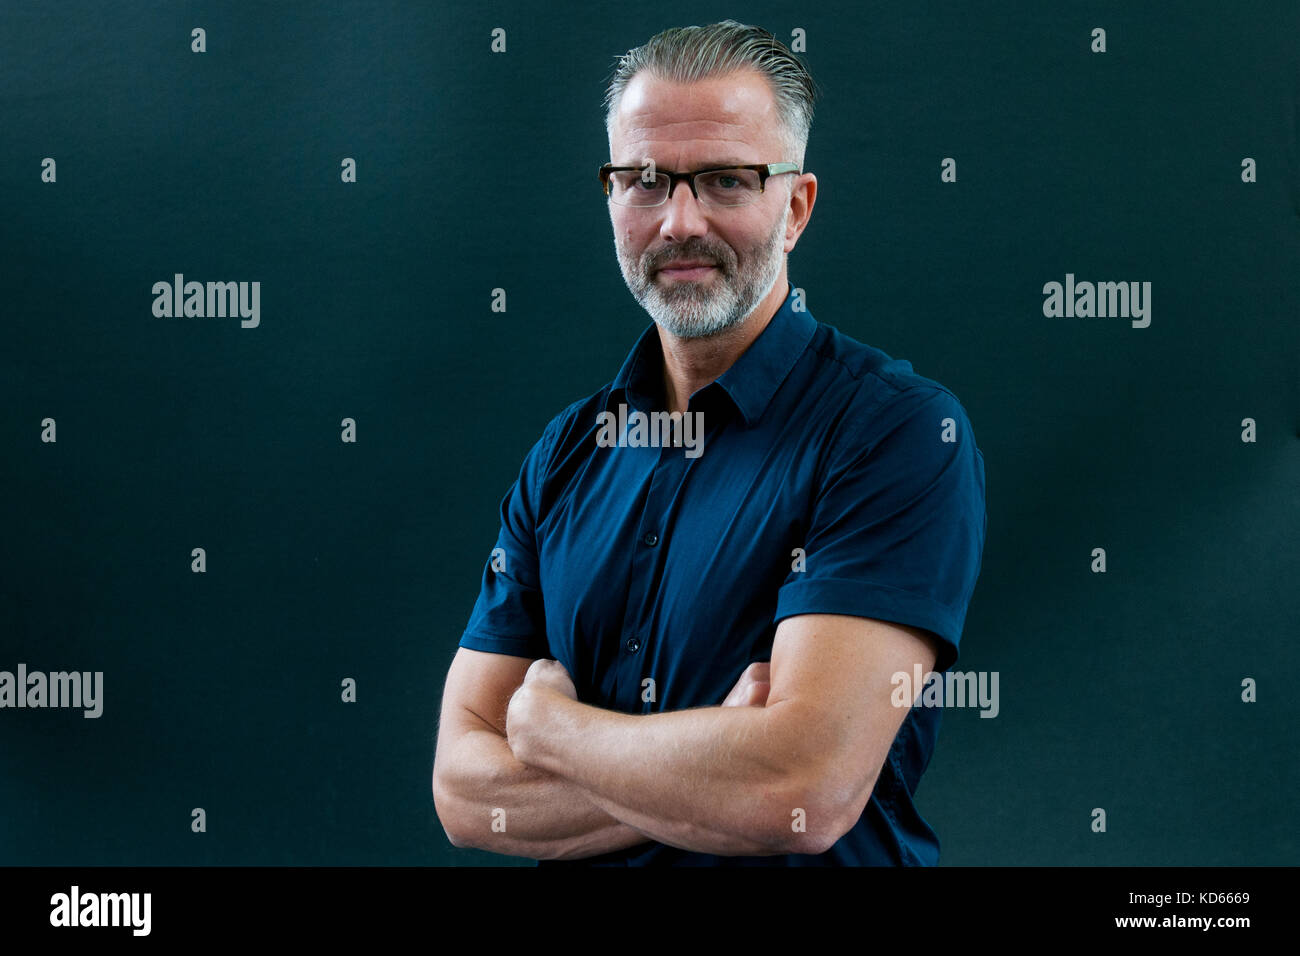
[458, 630, 546, 660]
[775, 577, 963, 672]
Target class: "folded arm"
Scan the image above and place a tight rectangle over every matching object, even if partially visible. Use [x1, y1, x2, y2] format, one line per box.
[432, 648, 650, 861]
[506, 613, 940, 856]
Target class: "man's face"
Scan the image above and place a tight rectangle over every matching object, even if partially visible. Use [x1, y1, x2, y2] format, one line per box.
[607, 69, 797, 339]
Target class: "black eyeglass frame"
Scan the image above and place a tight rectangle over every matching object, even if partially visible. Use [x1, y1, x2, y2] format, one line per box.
[598, 162, 800, 206]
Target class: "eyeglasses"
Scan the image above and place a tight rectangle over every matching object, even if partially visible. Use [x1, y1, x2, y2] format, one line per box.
[598, 162, 799, 208]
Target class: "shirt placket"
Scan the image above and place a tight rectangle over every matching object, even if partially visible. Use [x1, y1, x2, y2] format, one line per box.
[614, 440, 693, 712]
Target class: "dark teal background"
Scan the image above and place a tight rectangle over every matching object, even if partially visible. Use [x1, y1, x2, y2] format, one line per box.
[1, 1, 1296, 865]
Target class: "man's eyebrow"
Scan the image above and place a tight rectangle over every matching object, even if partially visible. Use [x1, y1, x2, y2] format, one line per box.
[615, 158, 754, 169]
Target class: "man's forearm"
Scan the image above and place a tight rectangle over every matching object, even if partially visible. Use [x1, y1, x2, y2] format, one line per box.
[508, 689, 842, 856]
[433, 721, 651, 860]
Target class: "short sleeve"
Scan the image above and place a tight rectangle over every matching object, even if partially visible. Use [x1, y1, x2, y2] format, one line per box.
[775, 385, 986, 672]
[457, 416, 560, 660]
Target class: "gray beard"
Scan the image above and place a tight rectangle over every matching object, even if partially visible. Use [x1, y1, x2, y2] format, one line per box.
[618, 208, 789, 340]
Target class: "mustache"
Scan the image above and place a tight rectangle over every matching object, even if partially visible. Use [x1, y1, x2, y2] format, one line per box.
[647, 250, 729, 272]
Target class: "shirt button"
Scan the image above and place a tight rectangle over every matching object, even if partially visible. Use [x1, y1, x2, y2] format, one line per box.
[643, 532, 659, 547]
[625, 636, 641, 653]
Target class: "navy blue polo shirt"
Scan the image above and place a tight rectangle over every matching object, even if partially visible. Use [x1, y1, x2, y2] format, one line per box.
[459, 280, 986, 866]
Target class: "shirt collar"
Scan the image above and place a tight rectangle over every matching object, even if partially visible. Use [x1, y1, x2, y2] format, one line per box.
[607, 281, 817, 427]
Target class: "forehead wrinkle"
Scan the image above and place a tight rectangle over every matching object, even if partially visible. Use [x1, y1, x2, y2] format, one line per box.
[624, 113, 749, 133]
[612, 73, 777, 143]
[618, 116, 752, 146]
[614, 122, 767, 169]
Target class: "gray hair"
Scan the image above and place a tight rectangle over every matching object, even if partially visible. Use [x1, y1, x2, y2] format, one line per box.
[603, 20, 819, 170]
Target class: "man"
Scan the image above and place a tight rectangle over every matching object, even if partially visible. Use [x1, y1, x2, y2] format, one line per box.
[432, 20, 986, 865]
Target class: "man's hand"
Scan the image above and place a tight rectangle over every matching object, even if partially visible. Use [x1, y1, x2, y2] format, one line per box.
[520, 658, 578, 700]
[506, 659, 577, 763]
[721, 661, 770, 707]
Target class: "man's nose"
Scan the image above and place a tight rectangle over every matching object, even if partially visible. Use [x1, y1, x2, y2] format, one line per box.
[659, 178, 709, 242]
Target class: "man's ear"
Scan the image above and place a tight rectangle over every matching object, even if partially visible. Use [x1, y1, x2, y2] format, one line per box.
[783, 173, 817, 253]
